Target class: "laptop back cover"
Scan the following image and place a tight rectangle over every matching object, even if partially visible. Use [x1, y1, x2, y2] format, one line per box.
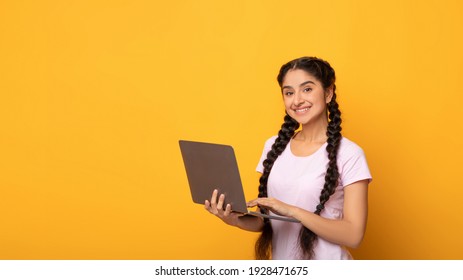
[179, 140, 248, 213]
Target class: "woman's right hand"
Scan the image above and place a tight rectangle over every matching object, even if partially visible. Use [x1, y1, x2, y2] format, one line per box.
[205, 189, 244, 227]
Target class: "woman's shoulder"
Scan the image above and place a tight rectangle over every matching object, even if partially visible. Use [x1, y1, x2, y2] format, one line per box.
[262, 135, 278, 148]
[338, 136, 372, 185]
[340, 136, 361, 148]
[338, 137, 366, 157]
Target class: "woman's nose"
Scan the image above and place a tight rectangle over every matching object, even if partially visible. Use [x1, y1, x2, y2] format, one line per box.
[293, 91, 304, 105]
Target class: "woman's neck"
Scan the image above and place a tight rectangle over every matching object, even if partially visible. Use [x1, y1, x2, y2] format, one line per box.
[294, 120, 329, 143]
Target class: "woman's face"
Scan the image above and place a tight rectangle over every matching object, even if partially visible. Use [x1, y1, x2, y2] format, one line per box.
[281, 69, 333, 126]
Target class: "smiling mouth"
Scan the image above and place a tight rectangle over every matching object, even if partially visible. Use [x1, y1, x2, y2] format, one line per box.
[294, 107, 310, 113]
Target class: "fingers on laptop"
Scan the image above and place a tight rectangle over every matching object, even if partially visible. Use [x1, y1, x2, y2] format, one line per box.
[205, 189, 233, 216]
[205, 189, 219, 213]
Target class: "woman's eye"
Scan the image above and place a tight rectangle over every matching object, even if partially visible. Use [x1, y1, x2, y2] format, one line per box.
[284, 91, 293, 96]
[303, 88, 312, 92]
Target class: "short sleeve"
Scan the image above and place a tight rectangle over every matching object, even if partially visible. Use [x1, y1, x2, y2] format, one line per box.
[338, 139, 372, 187]
[256, 136, 278, 173]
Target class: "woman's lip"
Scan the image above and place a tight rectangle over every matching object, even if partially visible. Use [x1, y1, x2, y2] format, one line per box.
[293, 107, 311, 113]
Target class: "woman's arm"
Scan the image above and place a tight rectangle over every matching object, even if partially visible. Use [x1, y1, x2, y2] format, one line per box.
[205, 189, 264, 232]
[248, 179, 369, 248]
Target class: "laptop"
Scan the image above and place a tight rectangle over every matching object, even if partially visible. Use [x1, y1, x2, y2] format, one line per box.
[179, 140, 299, 223]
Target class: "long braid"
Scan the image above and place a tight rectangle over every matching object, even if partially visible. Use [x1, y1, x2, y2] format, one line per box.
[316, 86, 342, 214]
[255, 114, 299, 260]
[297, 86, 342, 259]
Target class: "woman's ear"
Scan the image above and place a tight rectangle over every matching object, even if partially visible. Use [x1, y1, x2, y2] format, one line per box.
[325, 86, 334, 103]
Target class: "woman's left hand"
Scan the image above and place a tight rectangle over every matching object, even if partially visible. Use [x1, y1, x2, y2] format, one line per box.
[247, 197, 297, 218]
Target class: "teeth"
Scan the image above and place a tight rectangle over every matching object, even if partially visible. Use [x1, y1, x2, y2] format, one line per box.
[295, 108, 309, 112]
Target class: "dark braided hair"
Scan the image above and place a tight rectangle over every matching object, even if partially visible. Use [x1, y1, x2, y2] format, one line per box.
[255, 113, 299, 259]
[255, 57, 342, 259]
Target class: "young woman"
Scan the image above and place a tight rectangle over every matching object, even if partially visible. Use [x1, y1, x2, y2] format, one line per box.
[205, 57, 372, 260]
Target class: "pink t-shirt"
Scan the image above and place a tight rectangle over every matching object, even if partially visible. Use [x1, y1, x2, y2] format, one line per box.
[256, 136, 372, 260]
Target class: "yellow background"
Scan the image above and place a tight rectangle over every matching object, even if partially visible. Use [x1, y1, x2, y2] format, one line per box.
[1, 0, 462, 259]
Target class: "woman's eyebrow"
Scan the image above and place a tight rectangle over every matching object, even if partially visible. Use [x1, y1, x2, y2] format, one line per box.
[282, 80, 316, 90]
[300, 80, 316, 87]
